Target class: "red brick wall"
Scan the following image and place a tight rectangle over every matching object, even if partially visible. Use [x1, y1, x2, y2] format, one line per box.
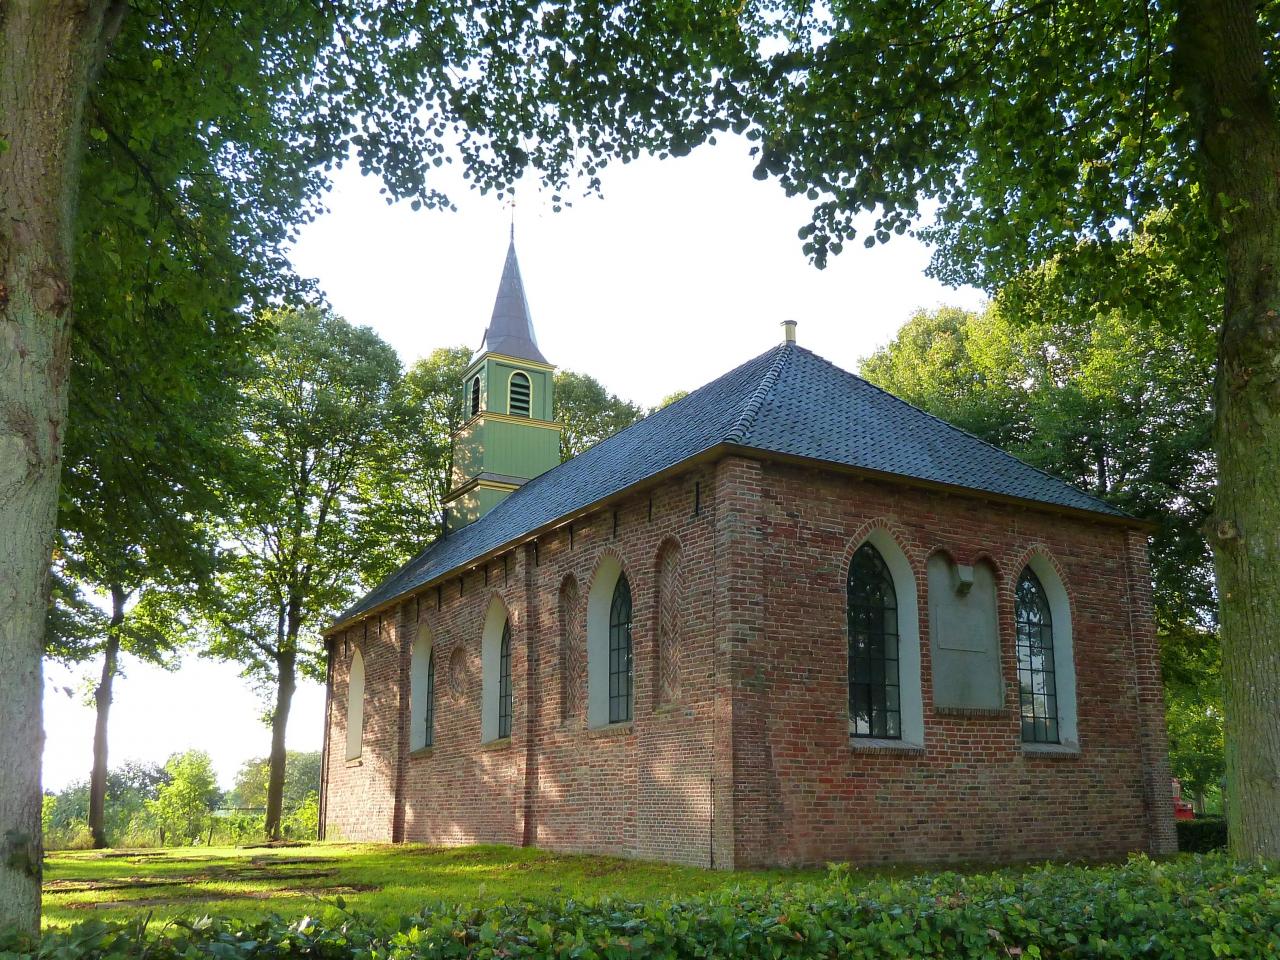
[322, 453, 1174, 866]
[739, 460, 1175, 866]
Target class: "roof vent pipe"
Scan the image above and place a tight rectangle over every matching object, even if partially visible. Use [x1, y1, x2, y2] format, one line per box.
[781, 319, 797, 344]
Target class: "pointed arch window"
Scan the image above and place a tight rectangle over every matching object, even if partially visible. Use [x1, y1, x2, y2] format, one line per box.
[509, 371, 531, 417]
[608, 575, 633, 723]
[847, 543, 901, 739]
[470, 375, 481, 416]
[345, 649, 365, 761]
[1016, 568, 1059, 744]
[498, 620, 513, 738]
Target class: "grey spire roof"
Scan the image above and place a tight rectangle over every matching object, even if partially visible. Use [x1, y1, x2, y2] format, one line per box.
[474, 234, 548, 365]
[332, 343, 1130, 629]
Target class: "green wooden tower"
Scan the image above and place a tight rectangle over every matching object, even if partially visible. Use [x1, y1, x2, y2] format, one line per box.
[444, 235, 562, 532]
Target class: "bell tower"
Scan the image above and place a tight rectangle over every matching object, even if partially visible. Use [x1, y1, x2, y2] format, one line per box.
[444, 234, 562, 532]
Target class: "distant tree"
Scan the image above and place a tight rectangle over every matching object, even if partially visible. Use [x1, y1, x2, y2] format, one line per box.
[655, 390, 690, 411]
[862, 228, 1218, 629]
[148, 752, 219, 846]
[554, 371, 645, 461]
[204, 308, 400, 841]
[355, 346, 473, 584]
[227, 752, 322, 814]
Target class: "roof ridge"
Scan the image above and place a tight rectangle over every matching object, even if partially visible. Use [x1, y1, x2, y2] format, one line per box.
[726, 343, 793, 444]
[803, 346, 1124, 517]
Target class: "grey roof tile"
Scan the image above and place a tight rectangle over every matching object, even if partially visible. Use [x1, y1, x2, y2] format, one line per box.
[333, 343, 1125, 628]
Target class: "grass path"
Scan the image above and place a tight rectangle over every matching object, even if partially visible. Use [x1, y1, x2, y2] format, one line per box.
[42, 843, 823, 929]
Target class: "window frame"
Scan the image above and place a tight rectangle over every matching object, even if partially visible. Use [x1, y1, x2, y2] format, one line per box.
[498, 620, 513, 738]
[423, 647, 435, 748]
[1016, 567, 1060, 744]
[607, 575, 633, 724]
[847, 543, 902, 739]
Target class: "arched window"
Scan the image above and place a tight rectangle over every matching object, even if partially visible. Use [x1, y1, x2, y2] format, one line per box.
[498, 620, 513, 738]
[345, 648, 365, 761]
[509, 371, 531, 417]
[410, 627, 436, 751]
[847, 543, 900, 739]
[608, 575, 633, 723]
[480, 596, 512, 742]
[1016, 568, 1059, 744]
[470, 375, 481, 416]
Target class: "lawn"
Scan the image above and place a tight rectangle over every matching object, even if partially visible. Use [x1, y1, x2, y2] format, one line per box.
[42, 843, 823, 929]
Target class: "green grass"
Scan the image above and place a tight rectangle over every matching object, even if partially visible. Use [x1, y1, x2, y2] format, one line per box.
[42, 843, 823, 929]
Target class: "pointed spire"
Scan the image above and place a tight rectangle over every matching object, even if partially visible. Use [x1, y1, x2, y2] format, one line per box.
[475, 233, 548, 365]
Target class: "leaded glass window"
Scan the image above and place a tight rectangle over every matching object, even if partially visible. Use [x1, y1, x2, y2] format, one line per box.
[608, 575, 633, 723]
[423, 649, 435, 748]
[847, 543, 901, 739]
[1016, 568, 1059, 743]
[509, 372, 531, 417]
[498, 620, 513, 738]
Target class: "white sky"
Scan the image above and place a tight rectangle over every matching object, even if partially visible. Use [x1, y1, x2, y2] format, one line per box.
[42, 134, 985, 793]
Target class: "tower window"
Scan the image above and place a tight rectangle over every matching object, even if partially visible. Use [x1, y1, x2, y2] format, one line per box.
[509, 371, 531, 417]
[847, 543, 901, 739]
[470, 376, 481, 416]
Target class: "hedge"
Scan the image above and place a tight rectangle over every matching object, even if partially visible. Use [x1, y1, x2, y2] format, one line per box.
[7, 853, 1278, 960]
[1177, 817, 1229, 854]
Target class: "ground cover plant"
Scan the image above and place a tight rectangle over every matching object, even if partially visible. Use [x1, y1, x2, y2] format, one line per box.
[20, 851, 1278, 959]
[39, 843, 817, 929]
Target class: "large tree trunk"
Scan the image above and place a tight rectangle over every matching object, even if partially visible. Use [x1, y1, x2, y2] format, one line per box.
[0, 0, 124, 934]
[1176, 0, 1280, 858]
[88, 584, 125, 849]
[264, 596, 300, 840]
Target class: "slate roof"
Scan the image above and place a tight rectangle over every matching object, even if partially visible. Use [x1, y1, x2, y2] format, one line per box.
[332, 342, 1127, 629]
[474, 234, 548, 365]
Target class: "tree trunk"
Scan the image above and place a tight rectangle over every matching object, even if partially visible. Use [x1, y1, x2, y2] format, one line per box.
[264, 596, 300, 840]
[1176, 0, 1280, 859]
[88, 585, 126, 848]
[0, 0, 125, 933]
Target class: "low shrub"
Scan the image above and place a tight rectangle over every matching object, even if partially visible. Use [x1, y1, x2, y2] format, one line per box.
[1178, 816, 1229, 853]
[10, 853, 1277, 959]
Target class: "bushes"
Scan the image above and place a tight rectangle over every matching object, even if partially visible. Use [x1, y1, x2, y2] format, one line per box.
[1178, 816, 1229, 853]
[14, 854, 1278, 959]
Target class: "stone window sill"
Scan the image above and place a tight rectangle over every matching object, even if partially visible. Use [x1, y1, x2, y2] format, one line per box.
[586, 721, 634, 739]
[345, 757, 363, 768]
[1022, 742, 1080, 758]
[409, 747, 434, 760]
[480, 736, 512, 751]
[850, 737, 925, 756]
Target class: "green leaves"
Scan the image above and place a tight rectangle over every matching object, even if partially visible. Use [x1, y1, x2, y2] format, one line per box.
[26, 855, 1280, 959]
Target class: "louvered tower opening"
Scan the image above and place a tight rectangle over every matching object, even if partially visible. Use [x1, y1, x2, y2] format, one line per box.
[509, 372, 531, 417]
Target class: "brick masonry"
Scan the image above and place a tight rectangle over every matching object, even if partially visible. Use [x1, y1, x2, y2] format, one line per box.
[321, 454, 1177, 867]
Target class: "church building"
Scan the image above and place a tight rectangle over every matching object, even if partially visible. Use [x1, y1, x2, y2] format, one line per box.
[319, 238, 1177, 867]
